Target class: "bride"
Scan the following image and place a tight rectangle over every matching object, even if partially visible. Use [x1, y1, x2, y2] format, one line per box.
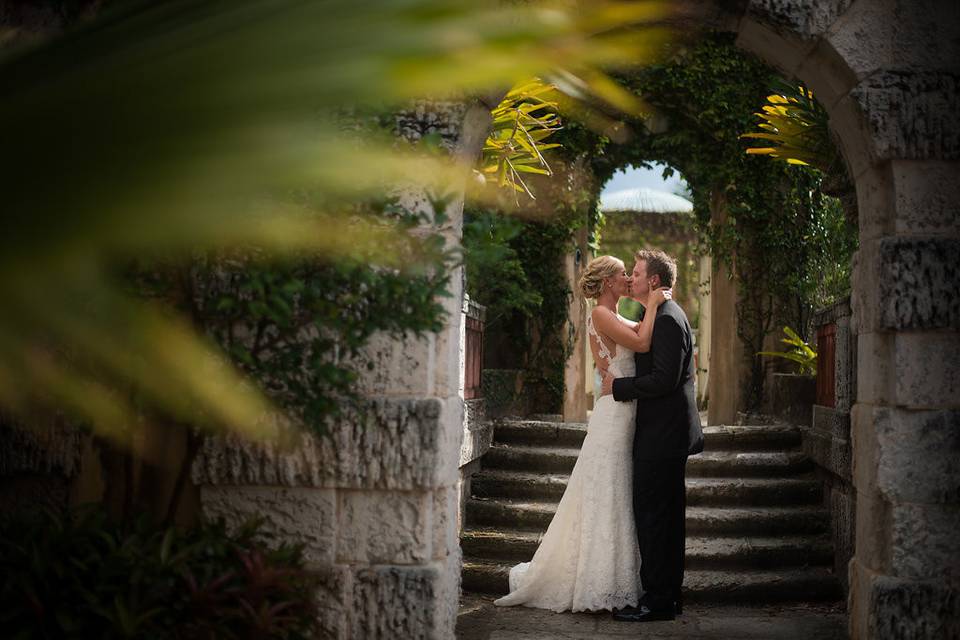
[493, 254, 671, 613]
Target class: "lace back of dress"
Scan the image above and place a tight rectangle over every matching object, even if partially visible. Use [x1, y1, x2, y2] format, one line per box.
[586, 314, 614, 363]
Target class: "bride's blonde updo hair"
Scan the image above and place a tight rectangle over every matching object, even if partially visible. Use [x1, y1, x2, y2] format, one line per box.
[578, 255, 623, 299]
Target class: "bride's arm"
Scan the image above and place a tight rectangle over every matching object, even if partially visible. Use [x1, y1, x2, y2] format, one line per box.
[592, 289, 670, 354]
[592, 306, 652, 353]
[632, 288, 671, 352]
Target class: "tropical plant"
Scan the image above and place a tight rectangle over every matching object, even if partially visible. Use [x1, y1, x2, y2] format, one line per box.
[480, 78, 563, 199]
[757, 326, 817, 375]
[0, 0, 670, 443]
[0, 507, 322, 639]
[462, 208, 543, 322]
[740, 82, 836, 170]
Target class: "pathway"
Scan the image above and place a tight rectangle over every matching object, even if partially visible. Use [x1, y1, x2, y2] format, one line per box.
[457, 593, 848, 639]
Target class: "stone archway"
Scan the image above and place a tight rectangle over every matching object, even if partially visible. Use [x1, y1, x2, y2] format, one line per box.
[713, 4, 959, 638]
[465, 3, 957, 638]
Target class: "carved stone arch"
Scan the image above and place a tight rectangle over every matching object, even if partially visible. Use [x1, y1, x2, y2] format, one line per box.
[681, 2, 960, 638]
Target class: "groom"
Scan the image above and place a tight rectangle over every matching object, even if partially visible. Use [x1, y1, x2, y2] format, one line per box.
[600, 249, 704, 622]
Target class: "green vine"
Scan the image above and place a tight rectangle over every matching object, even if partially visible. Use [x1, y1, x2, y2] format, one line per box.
[466, 32, 857, 413]
[595, 33, 857, 408]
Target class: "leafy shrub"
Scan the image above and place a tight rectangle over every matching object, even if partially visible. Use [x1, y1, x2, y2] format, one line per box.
[757, 326, 817, 376]
[0, 508, 322, 640]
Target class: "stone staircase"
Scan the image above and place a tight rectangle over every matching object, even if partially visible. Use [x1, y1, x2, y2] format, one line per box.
[460, 418, 843, 603]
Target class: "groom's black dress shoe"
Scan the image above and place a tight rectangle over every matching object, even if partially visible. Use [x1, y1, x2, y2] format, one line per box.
[611, 604, 675, 622]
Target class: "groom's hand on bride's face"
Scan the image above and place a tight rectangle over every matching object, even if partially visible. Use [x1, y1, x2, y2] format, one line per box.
[600, 371, 614, 397]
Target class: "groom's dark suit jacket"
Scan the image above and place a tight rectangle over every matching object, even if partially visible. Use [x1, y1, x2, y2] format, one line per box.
[612, 299, 704, 459]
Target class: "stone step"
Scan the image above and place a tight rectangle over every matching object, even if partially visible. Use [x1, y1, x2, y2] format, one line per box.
[701, 424, 802, 451]
[471, 470, 822, 506]
[461, 528, 835, 569]
[461, 558, 843, 602]
[494, 421, 802, 452]
[493, 420, 588, 448]
[465, 499, 830, 536]
[482, 445, 813, 477]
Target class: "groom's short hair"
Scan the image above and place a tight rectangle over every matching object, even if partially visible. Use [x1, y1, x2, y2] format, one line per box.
[635, 249, 677, 288]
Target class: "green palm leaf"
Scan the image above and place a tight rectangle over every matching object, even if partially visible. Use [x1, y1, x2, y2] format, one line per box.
[0, 0, 670, 441]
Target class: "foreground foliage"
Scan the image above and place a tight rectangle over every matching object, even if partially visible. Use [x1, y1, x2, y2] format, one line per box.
[0, 0, 668, 443]
[0, 508, 321, 639]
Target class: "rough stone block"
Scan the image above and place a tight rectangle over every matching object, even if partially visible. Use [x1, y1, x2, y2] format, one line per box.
[0, 419, 83, 478]
[393, 101, 468, 149]
[747, 0, 854, 39]
[835, 316, 856, 411]
[192, 398, 447, 490]
[852, 72, 960, 161]
[795, 37, 859, 110]
[852, 486, 891, 574]
[892, 333, 960, 408]
[879, 237, 960, 331]
[735, 16, 815, 78]
[826, 0, 960, 80]
[336, 490, 430, 564]
[868, 575, 960, 639]
[855, 332, 892, 405]
[892, 161, 960, 235]
[853, 165, 894, 242]
[431, 485, 459, 562]
[459, 413, 492, 468]
[200, 486, 336, 565]
[806, 405, 852, 479]
[813, 404, 852, 440]
[830, 486, 856, 593]
[436, 396, 464, 487]
[313, 565, 353, 640]
[354, 332, 434, 397]
[433, 286, 464, 399]
[349, 564, 447, 639]
[890, 502, 960, 581]
[875, 407, 960, 504]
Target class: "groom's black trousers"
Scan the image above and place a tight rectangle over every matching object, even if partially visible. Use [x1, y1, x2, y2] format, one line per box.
[633, 455, 687, 608]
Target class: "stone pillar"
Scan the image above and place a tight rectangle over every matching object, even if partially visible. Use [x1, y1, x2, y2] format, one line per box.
[697, 253, 712, 407]
[563, 227, 590, 422]
[192, 101, 492, 639]
[707, 193, 744, 426]
[732, 1, 960, 635]
[848, 158, 960, 639]
[839, 70, 960, 640]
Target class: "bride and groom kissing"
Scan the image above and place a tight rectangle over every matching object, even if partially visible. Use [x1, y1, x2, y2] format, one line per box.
[494, 249, 705, 622]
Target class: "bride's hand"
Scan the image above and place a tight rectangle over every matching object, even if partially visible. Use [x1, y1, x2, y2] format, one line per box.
[647, 286, 672, 308]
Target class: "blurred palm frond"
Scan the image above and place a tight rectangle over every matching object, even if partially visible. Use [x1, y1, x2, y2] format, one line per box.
[0, 0, 670, 440]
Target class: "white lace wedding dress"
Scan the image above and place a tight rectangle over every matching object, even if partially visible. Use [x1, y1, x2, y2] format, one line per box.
[493, 315, 643, 613]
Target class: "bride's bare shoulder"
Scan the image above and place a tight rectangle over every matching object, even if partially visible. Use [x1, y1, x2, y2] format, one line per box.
[591, 305, 616, 328]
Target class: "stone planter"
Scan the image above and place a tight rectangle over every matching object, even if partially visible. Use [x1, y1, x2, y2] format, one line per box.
[481, 369, 524, 419]
[770, 373, 816, 428]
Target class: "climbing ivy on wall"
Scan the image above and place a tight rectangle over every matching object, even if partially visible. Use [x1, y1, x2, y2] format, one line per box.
[464, 151, 600, 413]
[593, 32, 858, 409]
[465, 32, 858, 413]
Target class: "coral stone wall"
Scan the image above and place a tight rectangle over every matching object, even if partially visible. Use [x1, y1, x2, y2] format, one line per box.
[192, 101, 491, 639]
[729, 1, 960, 637]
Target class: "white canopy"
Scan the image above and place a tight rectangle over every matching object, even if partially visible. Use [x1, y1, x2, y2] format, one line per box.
[599, 187, 693, 214]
